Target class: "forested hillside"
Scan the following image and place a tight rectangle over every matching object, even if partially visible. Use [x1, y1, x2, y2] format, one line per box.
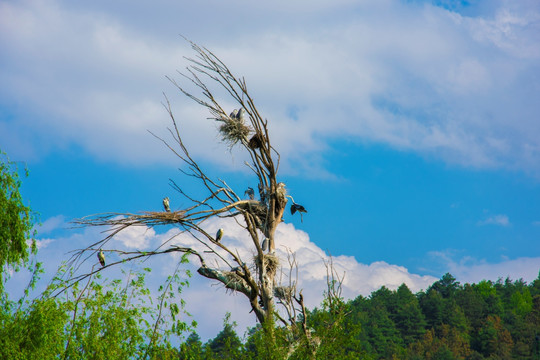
[178, 273, 540, 359]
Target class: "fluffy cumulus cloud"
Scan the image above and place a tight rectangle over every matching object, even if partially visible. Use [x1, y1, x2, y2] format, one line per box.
[1, 0, 539, 175]
[429, 250, 540, 284]
[92, 216, 437, 339]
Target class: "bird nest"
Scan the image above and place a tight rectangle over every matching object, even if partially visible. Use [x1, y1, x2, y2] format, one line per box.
[218, 117, 252, 147]
[274, 285, 295, 302]
[142, 210, 186, 222]
[254, 253, 279, 279]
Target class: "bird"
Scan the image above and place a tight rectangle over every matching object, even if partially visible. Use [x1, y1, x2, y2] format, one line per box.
[216, 228, 224, 242]
[244, 187, 255, 200]
[288, 196, 308, 222]
[291, 203, 307, 215]
[276, 182, 287, 203]
[163, 197, 170, 212]
[261, 238, 268, 252]
[248, 133, 263, 149]
[97, 249, 105, 267]
[229, 109, 238, 119]
[237, 108, 246, 121]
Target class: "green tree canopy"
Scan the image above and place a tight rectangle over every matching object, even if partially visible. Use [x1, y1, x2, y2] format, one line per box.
[0, 150, 37, 292]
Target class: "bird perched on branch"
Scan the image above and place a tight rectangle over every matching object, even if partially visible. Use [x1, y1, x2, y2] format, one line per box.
[261, 238, 268, 252]
[97, 249, 105, 267]
[245, 187, 255, 200]
[276, 182, 287, 204]
[229, 109, 238, 119]
[163, 197, 170, 212]
[216, 228, 224, 242]
[287, 195, 308, 222]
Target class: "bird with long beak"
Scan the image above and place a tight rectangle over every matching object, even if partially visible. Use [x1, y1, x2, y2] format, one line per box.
[163, 197, 170, 212]
[287, 195, 308, 222]
[98, 249, 106, 267]
[216, 228, 224, 242]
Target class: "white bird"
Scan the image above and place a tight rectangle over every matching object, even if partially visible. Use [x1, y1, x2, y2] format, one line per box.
[276, 182, 287, 203]
[163, 197, 170, 212]
[216, 228, 224, 242]
[97, 249, 105, 267]
[229, 109, 238, 119]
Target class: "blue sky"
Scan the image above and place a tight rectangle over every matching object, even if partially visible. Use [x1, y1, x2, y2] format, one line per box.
[1, 0, 539, 339]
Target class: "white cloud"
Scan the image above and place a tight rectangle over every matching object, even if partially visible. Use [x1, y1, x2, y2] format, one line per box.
[478, 214, 510, 226]
[430, 250, 540, 284]
[35, 215, 66, 235]
[113, 221, 156, 249]
[0, 0, 539, 175]
[133, 217, 437, 338]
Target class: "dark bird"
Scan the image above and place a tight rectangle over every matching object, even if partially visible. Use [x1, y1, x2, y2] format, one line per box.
[288, 196, 307, 222]
[216, 228, 224, 242]
[229, 109, 238, 119]
[291, 203, 307, 215]
[163, 197, 170, 212]
[261, 238, 268, 252]
[97, 249, 105, 267]
[248, 133, 264, 149]
[244, 187, 255, 200]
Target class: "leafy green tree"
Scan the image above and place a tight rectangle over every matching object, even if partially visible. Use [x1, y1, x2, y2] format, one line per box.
[0, 261, 192, 359]
[0, 150, 37, 292]
[205, 313, 243, 359]
[179, 332, 203, 360]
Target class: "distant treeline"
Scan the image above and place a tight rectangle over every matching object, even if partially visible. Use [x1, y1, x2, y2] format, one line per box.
[180, 272, 540, 359]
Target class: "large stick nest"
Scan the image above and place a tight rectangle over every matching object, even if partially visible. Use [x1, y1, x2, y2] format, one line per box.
[217, 115, 252, 147]
[255, 253, 280, 279]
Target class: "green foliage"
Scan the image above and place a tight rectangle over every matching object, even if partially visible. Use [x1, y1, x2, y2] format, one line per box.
[0, 150, 37, 292]
[206, 313, 243, 359]
[0, 260, 194, 359]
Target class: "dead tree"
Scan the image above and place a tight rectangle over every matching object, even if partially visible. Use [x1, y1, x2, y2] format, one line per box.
[68, 39, 314, 354]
